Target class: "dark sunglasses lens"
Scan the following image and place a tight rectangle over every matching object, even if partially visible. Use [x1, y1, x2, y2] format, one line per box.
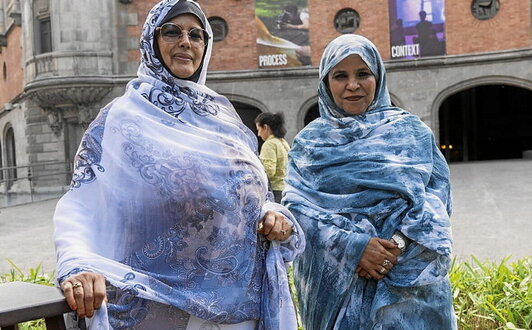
[188, 29, 205, 42]
[161, 25, 182, 38]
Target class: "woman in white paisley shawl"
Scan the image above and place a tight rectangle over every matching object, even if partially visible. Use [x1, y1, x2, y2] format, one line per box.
[284, 34, 456, 329]
[53, 1, 304, 329]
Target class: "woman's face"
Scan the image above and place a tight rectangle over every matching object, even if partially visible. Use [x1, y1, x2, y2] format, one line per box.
[156, 14, 205, 79]
[255, 123, 271, 141]
[327, 54, 376, 116]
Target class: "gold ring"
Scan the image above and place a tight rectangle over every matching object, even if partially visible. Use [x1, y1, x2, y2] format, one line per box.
[72, 282, 82, 289]
[379, 267, 387, 274]
[382, 259, 391, 267]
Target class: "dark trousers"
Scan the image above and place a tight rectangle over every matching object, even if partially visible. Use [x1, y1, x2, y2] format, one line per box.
[273, 190, 283, 204]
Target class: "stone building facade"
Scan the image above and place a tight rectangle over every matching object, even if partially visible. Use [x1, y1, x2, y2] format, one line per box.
[0, 0, 531, 193]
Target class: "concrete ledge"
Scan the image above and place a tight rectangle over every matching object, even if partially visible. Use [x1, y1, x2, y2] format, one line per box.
[0, 281, 69, 327]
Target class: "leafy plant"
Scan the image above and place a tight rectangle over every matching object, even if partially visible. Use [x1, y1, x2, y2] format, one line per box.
[2, 258, 531, 330]
[450, 256, 531, 329]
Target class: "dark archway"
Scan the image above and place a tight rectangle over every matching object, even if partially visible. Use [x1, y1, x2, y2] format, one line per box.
[304, 103, 319, 126]
[232, 101, 263, 148]
[439, 84, 532, 162]
[5, 126, 17, 187]
[0, 140, 3, 180]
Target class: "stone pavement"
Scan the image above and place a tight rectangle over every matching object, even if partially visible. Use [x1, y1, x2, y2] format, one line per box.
[0, 159, 531, 274]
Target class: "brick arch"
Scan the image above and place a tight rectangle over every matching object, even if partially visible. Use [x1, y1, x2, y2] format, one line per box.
[223, 94, 269, 114]
[430, 76, 532, 142]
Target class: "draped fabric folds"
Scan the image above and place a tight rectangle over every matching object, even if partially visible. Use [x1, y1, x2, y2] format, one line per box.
[53, 1, 304, 328]
[283, 35, 456, 329]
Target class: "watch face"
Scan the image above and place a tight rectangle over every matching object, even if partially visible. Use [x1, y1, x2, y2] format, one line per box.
[397, 240, 405, 249]
[393, 235, 405, 249]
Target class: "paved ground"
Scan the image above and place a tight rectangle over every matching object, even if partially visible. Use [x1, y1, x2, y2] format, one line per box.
[0, 159, 531, 274]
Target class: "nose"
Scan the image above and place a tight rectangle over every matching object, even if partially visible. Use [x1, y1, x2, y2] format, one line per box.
[178, 33, 192, 48]
[346, 78, 359, 90]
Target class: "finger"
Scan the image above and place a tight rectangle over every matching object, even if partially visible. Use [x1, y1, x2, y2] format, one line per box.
[359, 270, 369, 278]
[266, 216, 283, 241]
[369, 268, 385, 280]
[258, 212, 276, 236]
[383, 250, 398, 264]
[93, 276, 107, 310]
[276, 219, 292, 241]
[381, 259, 394, 271]
[379, 238, 399, 249]
[80, 279, 95, 318]
[61, 281, 77, 311]
[72, 282, 86, 318]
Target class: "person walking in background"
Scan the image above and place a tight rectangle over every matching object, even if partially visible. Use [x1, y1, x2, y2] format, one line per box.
[284, 34, 456, 329]
[53, 1, 304, 328]
[255, 112, 290, 203]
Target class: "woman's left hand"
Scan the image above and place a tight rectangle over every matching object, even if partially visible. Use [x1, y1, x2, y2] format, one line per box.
[257, 210, 293, 241]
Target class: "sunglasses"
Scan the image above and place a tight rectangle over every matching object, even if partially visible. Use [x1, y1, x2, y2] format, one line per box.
[156, 23, 209, 45]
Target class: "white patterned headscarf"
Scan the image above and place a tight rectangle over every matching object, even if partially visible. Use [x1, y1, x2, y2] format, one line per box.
[53, 1, 304, 328]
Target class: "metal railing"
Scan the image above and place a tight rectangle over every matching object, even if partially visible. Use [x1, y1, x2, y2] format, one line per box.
[0, 161, 72, 208]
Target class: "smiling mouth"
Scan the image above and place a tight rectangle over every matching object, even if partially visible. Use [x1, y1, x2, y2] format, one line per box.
[345, 96, 363, 101]
[173, 54, 193, 61]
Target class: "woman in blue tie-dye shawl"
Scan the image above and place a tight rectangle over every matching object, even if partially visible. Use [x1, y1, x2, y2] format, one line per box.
[53, 1, 304, 329]
[284, 34, 456, 329]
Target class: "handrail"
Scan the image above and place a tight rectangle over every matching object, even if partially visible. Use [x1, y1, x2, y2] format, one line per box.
[0, 281, 69, 330]
[0, 161, 72, 207]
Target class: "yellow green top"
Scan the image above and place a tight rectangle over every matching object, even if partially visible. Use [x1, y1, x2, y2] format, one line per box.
[259, 136, 290, 191]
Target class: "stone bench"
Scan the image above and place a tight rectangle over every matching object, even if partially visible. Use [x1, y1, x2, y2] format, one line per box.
[0, 281, 70, 330]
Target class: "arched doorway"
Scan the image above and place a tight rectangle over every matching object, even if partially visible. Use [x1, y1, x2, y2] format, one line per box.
[303, 103, 319, 126]
[0, 140, 3, 180]
[4, 126, 17, 187]
[439, 84, 532, 162]
[232, 101, 263, 147]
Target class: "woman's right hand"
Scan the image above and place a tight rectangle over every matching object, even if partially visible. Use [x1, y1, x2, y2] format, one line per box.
[60, 272, 107, 318]
[356, 238, 400, 280]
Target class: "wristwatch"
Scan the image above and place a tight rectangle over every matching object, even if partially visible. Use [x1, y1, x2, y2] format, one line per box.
[391, 233, 407, 253]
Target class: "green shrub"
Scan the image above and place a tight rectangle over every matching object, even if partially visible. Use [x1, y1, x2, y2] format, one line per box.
[450, 256, 531, 330]
[2, 258, 531, 330]
[0, 260, 54, 286]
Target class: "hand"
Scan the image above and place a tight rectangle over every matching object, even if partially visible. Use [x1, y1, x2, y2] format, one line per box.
[357, 238, 399, 280]
[257, 210, 293, 241]
[60, 272, 107, 318]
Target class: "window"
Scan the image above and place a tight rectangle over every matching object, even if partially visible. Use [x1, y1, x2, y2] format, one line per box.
[208, 17, 228, 42]
[334, 9, 360, 34]
[0, 141, 3, 180]
[471, 0, 500, 20]
[5, 126, 17, 183]
[39, 17, 52, 54]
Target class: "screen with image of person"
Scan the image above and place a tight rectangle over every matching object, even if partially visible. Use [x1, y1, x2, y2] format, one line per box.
[388, 0, 446, 59]
[256, 0, 311, 68]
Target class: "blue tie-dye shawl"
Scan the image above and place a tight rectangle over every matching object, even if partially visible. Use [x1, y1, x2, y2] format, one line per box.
[284, 35, 456, 329]
[53, 1, 304, 329]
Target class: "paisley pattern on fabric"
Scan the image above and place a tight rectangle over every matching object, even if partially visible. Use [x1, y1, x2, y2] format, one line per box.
[70, 105, 110, 189]
[54, 1, 304, 329]
[284, 34, 456, 330]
